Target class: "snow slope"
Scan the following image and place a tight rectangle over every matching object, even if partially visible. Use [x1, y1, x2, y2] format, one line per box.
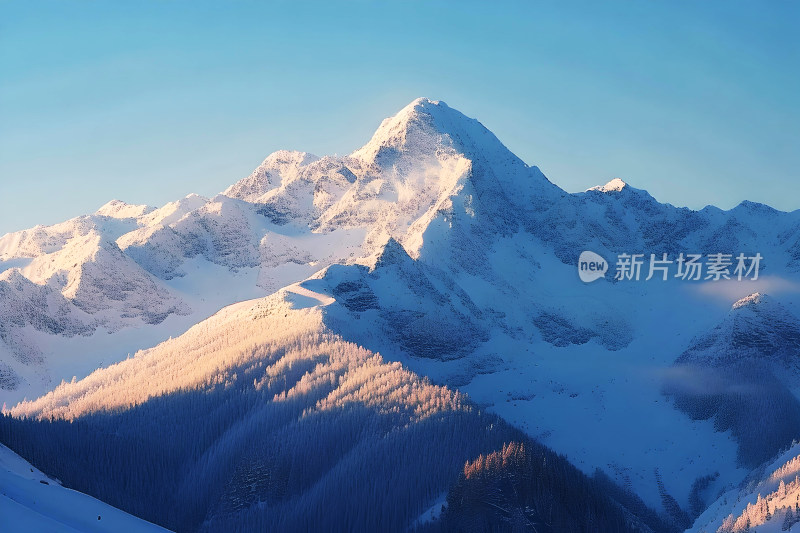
[0, 443, 170, 533]
[304, 234, 750, 518]
[688, 442, 800, 532]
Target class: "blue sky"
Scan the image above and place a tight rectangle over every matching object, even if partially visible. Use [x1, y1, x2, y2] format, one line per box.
[1, 1, 798, 234]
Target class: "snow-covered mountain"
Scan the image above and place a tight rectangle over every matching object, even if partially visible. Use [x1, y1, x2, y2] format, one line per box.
[2, 288, 660, 532]
[3, 97, 800, 530]
[677, 293, 800, 372]
[688, 442, 800, 532]
[665, 293, 800, 475]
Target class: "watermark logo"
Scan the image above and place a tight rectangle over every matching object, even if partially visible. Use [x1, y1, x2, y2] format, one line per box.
[578, 250, 608, 283]
[578, 251, 763, 283]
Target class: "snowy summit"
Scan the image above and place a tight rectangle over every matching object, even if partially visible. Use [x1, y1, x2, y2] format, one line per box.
[587, 177, 628, 193]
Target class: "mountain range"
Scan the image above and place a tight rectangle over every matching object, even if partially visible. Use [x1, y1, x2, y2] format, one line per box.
[2, 98, 800, 532]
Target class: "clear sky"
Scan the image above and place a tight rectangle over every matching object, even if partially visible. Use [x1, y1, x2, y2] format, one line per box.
[1, 1, 798, 235]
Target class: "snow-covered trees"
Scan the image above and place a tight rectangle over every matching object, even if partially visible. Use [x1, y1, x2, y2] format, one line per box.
[783, 507, 799, 530]
[0, 289, 671, 532]
[440, 441, 672, 533]
[0, 292, 513, 531]
[696, 443, 800, 533]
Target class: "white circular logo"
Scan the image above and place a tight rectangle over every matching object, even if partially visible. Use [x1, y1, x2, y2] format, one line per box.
[578, 251, 607, 283]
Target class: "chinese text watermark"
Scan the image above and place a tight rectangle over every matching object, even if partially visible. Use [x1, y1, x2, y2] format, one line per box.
[578, 251, 762, 283]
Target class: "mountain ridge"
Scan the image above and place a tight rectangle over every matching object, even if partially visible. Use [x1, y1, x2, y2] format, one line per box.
[3, 98, 800, 519]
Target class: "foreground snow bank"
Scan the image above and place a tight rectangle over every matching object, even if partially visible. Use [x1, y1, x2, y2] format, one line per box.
[0, 443, 170, 533]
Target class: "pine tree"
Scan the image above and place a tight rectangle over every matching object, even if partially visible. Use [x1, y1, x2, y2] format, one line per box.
[783, 507, 795, 531]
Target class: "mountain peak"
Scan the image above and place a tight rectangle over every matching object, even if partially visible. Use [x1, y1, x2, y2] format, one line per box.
[375, 237, 410, 266]
[731, 292, 772, 311]
[677, 292, 800, 370]
[223, 150, 319, 203]
[405, 96, 447, 111]
[583, 178, 663, 210]
[382, 97, 450, 124]
[350, 97, 518, 168]
[731, 292, 787, 312]
[587, 178, 628, 193]
[731, 199, 781, 216]
[95, 200, 154, 219]
[364, 236, 413, 272]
